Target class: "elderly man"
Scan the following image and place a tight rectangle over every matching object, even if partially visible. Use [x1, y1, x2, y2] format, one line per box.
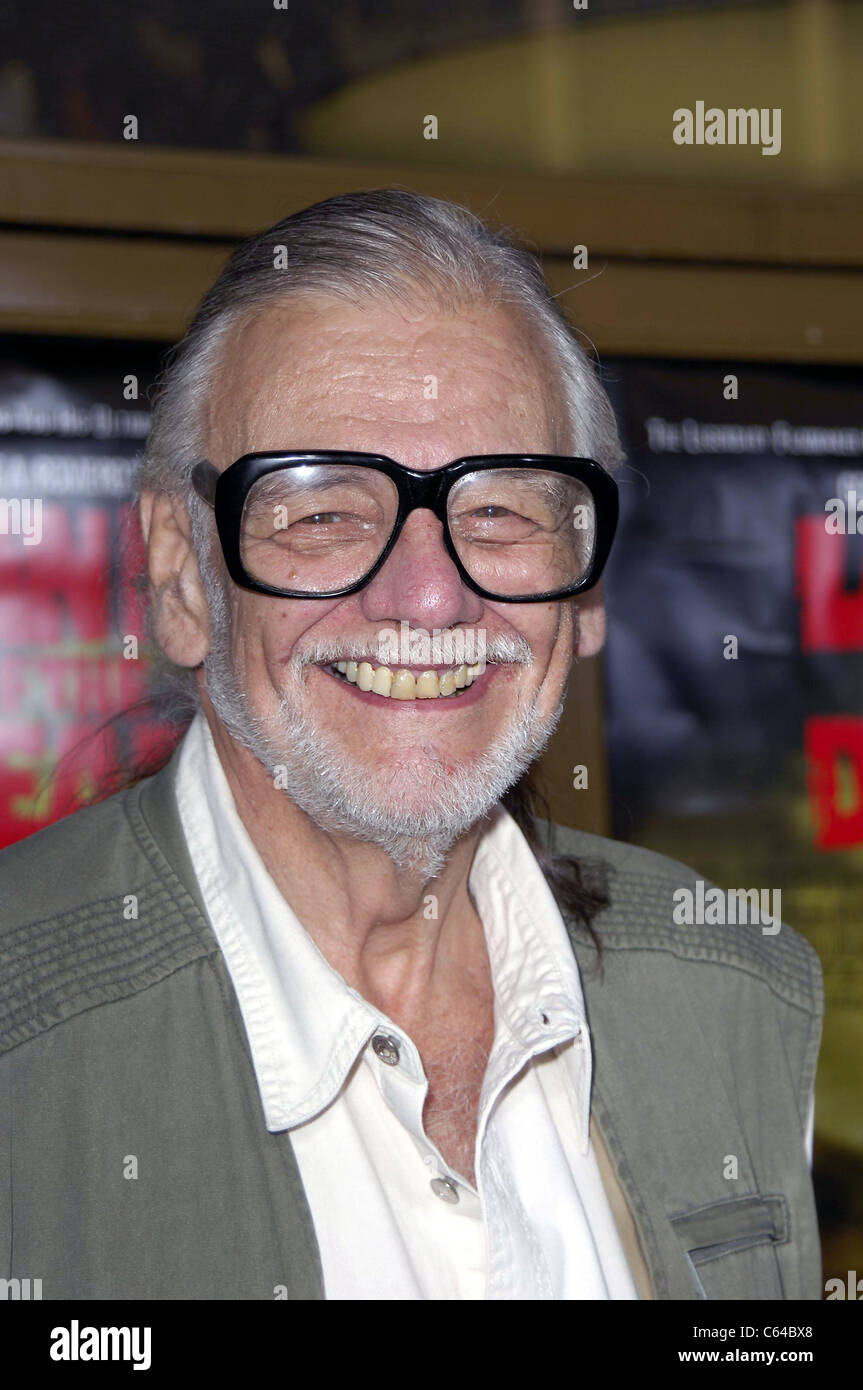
[0, 190, 821, 1301]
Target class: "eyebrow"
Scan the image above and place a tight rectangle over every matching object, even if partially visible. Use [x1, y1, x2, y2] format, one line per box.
[461, 468, 573, 510]
[249, 465, 394, 497]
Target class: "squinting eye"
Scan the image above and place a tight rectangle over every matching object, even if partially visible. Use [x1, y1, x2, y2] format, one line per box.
[299, 512, 342, 525]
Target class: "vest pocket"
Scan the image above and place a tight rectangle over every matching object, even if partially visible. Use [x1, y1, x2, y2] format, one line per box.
[671, 1195, 789, 1300]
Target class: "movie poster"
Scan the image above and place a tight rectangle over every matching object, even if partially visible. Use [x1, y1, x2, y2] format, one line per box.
[0, 337, 174, 847]
[603, 358, 863, 1279]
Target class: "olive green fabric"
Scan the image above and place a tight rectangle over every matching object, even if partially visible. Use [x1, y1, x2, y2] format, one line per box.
[0, 742, 823, 1300]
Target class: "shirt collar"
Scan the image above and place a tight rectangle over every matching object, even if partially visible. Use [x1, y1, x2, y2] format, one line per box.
[175, 709, 592, 1150]
[468, 810, 591, 1050]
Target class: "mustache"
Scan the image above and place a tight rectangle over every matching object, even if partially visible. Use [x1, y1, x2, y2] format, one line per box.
[290, 630, 534, 670]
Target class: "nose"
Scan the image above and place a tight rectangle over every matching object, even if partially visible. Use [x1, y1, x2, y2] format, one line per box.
[359, 508, 484, 630]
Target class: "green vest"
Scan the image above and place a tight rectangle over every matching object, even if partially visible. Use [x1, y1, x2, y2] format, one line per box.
[0, 744, 823, 1300]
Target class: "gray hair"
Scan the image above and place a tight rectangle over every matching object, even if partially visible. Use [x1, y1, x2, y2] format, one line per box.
[139, 187, 623, 505]
[134, 188, 624, 706]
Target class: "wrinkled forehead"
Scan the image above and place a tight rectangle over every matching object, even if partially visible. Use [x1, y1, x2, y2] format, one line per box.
[203, 294, 565, 466]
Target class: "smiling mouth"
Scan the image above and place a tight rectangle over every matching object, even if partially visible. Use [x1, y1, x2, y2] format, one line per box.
[325, 660, 485, 701]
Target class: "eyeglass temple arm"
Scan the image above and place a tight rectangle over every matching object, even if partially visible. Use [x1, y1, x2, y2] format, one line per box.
[190, 460, 218, 509]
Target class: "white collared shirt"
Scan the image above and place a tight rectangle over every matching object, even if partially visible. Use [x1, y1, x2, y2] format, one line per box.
[175, 710, 639, 1300]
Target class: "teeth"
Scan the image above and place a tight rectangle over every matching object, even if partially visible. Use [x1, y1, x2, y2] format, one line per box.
[329, 660, 484, 700]
[416, 670, 439, 699]
[371, 665, 393, 697]
[391, 670, 416, 700]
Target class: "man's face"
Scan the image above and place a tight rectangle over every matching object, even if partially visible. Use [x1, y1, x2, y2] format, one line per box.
[152, 294, 605, 869]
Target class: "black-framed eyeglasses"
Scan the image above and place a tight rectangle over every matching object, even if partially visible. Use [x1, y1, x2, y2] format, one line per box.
[190, 451, 618, 603]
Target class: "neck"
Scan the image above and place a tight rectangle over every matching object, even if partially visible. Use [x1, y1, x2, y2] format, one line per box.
[204, 706, 492, 1028]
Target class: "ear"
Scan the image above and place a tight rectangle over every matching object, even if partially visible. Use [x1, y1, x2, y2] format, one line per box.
[139, 490, 212, 668]
[574, 579, 606, 659]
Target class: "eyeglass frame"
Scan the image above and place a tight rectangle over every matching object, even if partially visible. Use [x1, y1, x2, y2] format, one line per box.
[190, 450, 619, 603]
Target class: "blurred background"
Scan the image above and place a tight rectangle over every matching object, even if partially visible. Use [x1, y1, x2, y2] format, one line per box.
[0, 0, 860, 1289]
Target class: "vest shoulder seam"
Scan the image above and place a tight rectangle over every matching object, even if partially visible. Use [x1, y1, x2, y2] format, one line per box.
[0, 948, 218, 1059]
[0, 776, 219, 1055]
[560, 848, 822, 1015]
[572, 928, 822, 1016]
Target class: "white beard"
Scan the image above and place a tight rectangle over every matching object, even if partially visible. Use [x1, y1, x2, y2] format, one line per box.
[197, 553, 563, 879]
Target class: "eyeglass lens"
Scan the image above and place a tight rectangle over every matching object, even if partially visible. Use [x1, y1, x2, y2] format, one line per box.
[239, 463, 597, 597]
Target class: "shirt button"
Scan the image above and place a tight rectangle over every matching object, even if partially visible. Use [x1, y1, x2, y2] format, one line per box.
[371, 1033, 401, 1066]
[430, 1177, 460, 1204]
